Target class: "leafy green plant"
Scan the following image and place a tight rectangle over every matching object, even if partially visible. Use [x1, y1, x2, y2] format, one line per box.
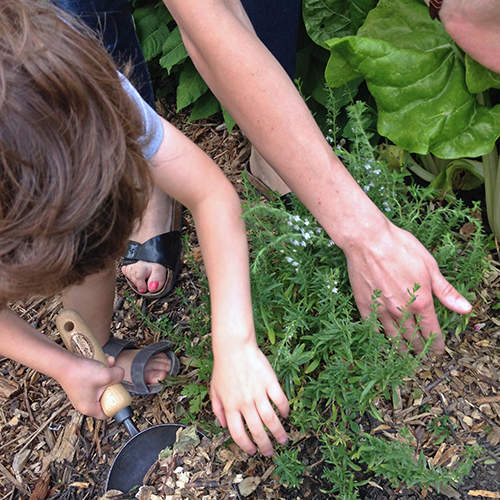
[181, 383, 209, 415]
[273, 447, 308, 488]
[319, 0, 500, 236]
[131, 0, 235, 129]
[241, 101, 488, 498]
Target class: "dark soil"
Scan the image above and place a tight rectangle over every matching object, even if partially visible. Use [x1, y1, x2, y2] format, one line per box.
[0, 100, 499, 500]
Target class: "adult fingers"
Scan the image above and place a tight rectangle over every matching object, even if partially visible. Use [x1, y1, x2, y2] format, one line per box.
[432, 271, 472, 314]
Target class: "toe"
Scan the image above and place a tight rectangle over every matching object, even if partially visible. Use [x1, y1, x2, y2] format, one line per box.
[144, 352, 172, 383]
[146, 264, 168, 293]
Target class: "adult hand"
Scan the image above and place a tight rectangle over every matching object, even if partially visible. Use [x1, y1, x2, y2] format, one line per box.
[424, 0, 500, 73]
[345, 221, 472, 354]
[210, 342, 289, 456]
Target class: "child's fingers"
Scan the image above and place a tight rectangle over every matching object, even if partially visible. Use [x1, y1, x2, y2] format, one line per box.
[256, 398, 287, 447]
[244, 406, 275, 456]
[268, 384, 290, 418]
[226, 412, 258, 456]
[100, 365, 125, 387]
[105, 354, 115, 367]
[210, 391, 227, 428]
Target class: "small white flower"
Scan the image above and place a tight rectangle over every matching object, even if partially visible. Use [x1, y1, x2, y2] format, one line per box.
[364, 182, 374, 193]
[373, 169, 381, 175]
[328, 239, 335, 247]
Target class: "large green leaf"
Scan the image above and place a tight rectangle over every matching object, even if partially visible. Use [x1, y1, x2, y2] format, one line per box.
[325, 0, 500, 158]
[176, 60, 208, 111]
[303, 0, 378, 46]
[159, 26, 189, 74]
[465, 56, 500, 94]
[188, 90, 220, 122]
[133, 5, 173, 61]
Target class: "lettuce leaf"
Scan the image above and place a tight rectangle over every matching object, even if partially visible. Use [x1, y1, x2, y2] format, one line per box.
[324, 0, 500, 158]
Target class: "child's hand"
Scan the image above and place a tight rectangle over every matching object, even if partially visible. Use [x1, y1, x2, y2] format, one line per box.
[58, 354, 125, 420]
[210, 342, 289, 456]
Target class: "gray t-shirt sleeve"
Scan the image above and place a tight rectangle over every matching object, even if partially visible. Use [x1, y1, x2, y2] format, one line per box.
[119, 73, 163, 160]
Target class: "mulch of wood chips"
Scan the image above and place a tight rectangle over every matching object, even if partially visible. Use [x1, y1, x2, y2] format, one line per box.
[1, 99, 500, 500]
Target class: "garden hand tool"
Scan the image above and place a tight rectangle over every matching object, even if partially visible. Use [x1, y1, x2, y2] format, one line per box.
[56, 309, 192, 492]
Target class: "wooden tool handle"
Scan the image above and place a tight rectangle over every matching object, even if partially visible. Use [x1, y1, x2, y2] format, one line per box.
[56, 309, 132, 418]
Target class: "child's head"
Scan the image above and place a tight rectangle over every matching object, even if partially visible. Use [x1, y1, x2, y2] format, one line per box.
[0, 0, 152, 306]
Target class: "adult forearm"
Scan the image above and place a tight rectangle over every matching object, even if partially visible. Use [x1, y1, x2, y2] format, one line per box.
[163, 0, 389, 251]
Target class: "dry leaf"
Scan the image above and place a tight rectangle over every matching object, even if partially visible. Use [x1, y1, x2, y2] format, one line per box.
[238, 476, 261, 497]
[486, 426, 500, 446]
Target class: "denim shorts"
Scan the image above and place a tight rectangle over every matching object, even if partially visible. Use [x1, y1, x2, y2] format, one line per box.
[50, 0, 301, 103]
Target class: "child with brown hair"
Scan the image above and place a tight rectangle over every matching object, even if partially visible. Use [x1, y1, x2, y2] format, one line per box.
[0, 0, 288, 456]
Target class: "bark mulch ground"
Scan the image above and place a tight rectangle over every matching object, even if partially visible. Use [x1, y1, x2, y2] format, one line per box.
[1, 101, 499, 500]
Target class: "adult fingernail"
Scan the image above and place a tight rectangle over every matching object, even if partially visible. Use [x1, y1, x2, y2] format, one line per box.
[456, 297, 471, 311]
[150, 281, 159, 291]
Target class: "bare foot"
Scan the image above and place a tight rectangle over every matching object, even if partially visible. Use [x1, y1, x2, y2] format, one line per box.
[121, 186, 174, 295]
[112, 349, 173, 386]
[249, 146, 291, 196]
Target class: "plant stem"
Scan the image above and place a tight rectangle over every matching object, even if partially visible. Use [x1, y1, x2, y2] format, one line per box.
[482, 146, 500, 238]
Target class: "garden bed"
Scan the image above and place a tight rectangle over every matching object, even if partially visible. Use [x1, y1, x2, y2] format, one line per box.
[1, 101, 499, 500]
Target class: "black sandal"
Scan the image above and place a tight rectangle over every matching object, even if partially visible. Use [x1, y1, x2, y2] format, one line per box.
[122, 199, 183, 298]
[103, 338, 180, 395]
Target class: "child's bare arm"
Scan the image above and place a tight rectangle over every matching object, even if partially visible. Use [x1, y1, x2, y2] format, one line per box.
[0, 308, 124, 420]
[150, 118, 289, 455]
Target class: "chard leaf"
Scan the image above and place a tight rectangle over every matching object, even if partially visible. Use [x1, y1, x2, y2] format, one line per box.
[465, 56, 500, 94]
[303, 0, 378, 46]
[324, 0, 500, 158]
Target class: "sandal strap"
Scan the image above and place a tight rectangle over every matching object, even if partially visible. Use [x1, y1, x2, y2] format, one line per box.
[102, 337, 136, 358]
[122, 231, 182, 270]
[130, 340, 178, 395]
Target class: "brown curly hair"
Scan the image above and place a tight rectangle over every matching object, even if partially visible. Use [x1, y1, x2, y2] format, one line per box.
[0, 0, 152, 306]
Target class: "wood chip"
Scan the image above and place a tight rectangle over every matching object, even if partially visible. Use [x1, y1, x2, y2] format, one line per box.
[468, 490, 500, 498]
[28, 471, 51, 500]
[0, 375, 19, 404]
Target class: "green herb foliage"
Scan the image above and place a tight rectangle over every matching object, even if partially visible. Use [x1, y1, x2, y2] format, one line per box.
[143, 101, 487, 497]
[320, 0, 500, 237]
[242, 102, 487, 497]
